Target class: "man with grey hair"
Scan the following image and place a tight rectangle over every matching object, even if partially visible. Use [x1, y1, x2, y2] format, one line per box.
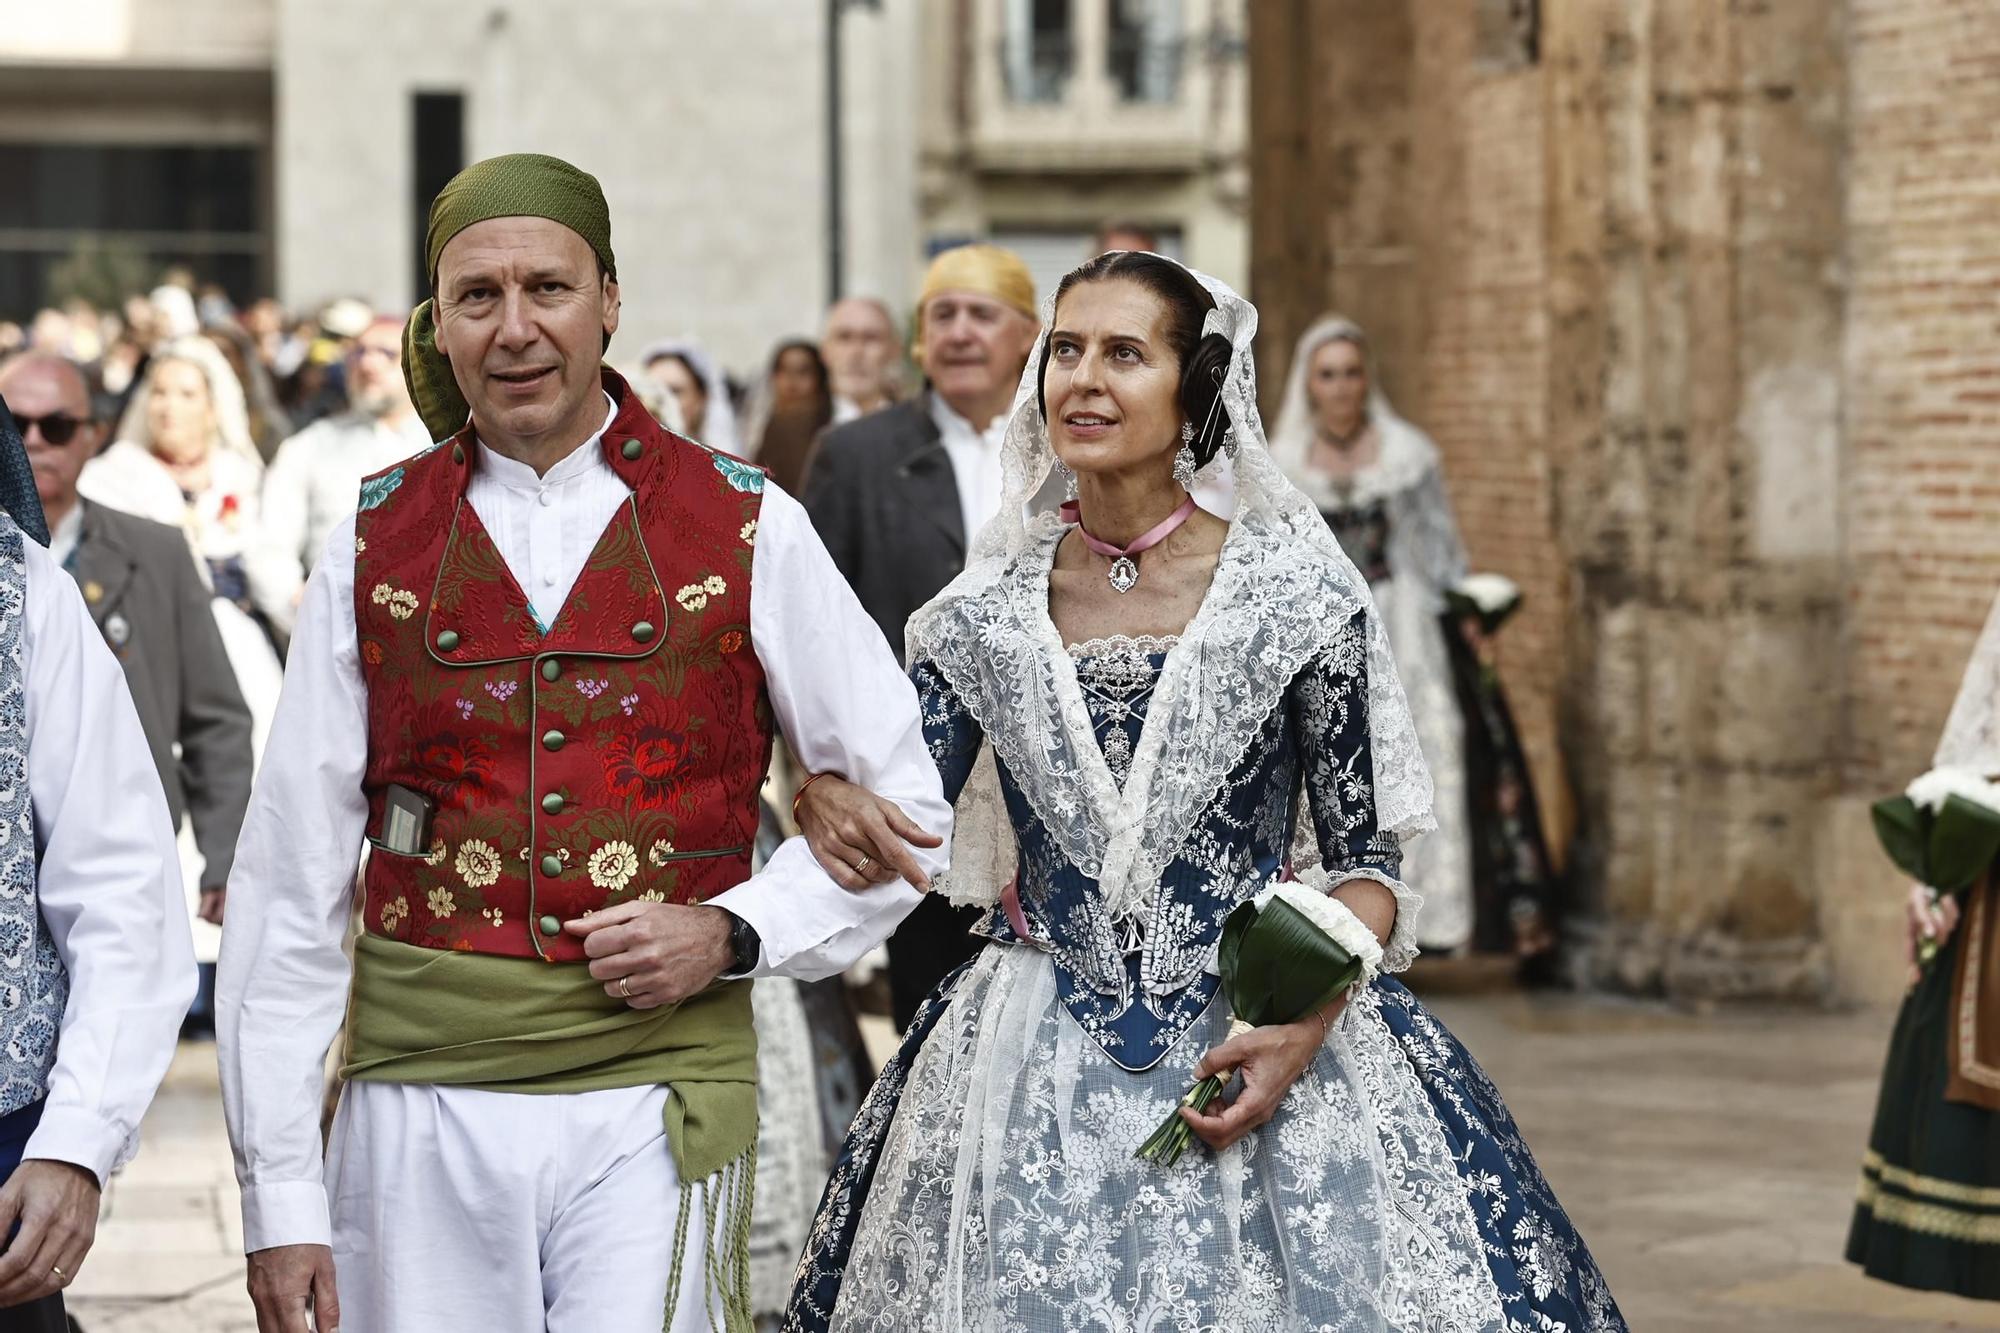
[0, 353, 253, 971]
[821, 296, 903, 424]
[0, 388, 194, 1328]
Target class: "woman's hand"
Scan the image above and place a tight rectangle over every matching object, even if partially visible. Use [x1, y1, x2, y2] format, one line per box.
[1179, 994, 1347, 1152]
[796, 774, 942, 892]
[1905, 882, 1960, 979]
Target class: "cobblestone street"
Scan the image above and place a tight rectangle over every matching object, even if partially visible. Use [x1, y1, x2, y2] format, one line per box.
[61, 991, 2000, 1332]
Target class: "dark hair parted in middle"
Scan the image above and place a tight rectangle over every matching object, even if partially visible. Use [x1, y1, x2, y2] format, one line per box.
[1037, 251, 1233, 468]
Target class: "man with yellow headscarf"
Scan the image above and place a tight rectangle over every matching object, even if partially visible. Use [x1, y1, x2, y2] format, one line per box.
[215, 153, 950, 1332]
[800, 242, 1038, 1030]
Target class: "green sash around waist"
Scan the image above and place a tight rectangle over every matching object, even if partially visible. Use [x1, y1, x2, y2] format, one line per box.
[343, 932, 758, 1328]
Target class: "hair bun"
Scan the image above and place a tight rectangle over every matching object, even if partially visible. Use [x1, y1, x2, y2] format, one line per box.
[1180, 332, 1235, 467]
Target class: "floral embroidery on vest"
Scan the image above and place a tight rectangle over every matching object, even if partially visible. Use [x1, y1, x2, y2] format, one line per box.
[353, 375, 773, 963]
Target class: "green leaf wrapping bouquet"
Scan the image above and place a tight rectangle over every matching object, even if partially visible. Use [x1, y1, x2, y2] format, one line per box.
[1135, 881, 1384, 1167]
[1872, 765, 2000, 968]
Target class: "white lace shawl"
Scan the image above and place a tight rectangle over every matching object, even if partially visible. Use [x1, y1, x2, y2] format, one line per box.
[1936, 591, 2000, 774]
[904, 265, 1435, 923]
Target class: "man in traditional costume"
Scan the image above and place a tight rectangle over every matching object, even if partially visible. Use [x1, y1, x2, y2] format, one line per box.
[216, 154, 948, 1332]
[0, 399, 194, 1329]
[802, 243, 1038, 1029]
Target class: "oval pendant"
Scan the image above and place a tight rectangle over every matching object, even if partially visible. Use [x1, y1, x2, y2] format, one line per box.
[1108, 556, 1139, 593]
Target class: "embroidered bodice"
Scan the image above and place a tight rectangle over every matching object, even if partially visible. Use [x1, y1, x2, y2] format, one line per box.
[911, 608, 1402, 1072]
[1320, 496, 1391, 583]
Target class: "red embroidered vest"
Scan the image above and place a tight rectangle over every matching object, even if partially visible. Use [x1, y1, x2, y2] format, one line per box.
[353, 373, 771, 962]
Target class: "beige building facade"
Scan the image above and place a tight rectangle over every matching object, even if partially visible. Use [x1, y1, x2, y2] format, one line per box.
[0, 0, 927, 377]
[916, 0, 1249, 304]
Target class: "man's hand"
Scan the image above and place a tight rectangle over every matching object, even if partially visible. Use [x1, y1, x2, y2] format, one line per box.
[795, 775, 942, 891]
[0, 1160, 100, 1308]
[246, 1243, 339, 1333]
[198, 885, 227, 926]
[565, 901, 733, 1008]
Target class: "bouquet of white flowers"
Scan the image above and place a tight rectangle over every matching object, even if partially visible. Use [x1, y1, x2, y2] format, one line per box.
[1873, 765, 2000, 967]
[1443, 572, 1522, 635]
[1134, 882, 1382, 1167]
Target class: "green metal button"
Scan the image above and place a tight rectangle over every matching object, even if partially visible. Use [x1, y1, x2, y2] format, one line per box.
[541, 791, 565, 815]
[539, 854, 563, 877]
[621, 438, 644, 460]
[541, 728, 565, 751]
[631, 620, 656, 643]
[538, 914, 561, 936]
[452, 443, 466, 464]
[435, 629, 460, 652]
[540, 658, 562, 682]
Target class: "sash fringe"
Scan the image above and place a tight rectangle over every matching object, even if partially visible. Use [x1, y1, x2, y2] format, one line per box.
[664, 1144, 758, 1331]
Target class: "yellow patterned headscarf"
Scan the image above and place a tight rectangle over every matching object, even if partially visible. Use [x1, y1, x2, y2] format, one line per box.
[913, 244, 1037, 356]
[402, 153, 617, 439]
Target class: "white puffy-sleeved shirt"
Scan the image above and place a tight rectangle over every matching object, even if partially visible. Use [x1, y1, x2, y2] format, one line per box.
[14, 533, 195, 1184]
[216, 398, 952, 1251]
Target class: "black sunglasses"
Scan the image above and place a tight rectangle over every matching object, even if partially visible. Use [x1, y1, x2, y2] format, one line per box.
[14, 412, 90, 446]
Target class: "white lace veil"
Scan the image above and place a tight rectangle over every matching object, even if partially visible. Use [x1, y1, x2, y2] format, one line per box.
[115, 335, 261, 467]
[1268, 314, 1441, 513]
[1935, 591, 2000, 774]
[907, 260, 1435, 918]
[639, 338, 743, 456]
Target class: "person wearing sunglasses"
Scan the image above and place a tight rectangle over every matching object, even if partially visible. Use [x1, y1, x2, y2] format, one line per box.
[0, 353, 253, 1037]
[0, 389, 195, 1327]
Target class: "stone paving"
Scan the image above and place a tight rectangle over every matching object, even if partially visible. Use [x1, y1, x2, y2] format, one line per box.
[59, 992, 2000, 1331]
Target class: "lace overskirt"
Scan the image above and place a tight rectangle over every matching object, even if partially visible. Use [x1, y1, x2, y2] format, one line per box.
[786, 946, 1626, 1333]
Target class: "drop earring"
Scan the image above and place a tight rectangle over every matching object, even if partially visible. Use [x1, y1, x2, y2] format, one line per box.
[1173, 423, 1198, 488]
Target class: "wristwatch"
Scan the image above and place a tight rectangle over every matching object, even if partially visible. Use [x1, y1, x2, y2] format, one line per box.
[724, 910, 762, 975]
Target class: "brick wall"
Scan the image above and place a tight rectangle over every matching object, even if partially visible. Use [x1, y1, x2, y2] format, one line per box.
[1404, 6, 1570, 856]
[1843, 0, 2000, 792]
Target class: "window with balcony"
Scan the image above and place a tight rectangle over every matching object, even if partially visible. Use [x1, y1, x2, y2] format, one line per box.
[1003, 0, 1074, 104]
[1107, 0, 1183, 104]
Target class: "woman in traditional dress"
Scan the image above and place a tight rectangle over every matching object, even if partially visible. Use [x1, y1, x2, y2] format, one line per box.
[783, 254, 1623, 1332]
[1269, 316, 1557, 964]
[1847, 591, 2000, 1300]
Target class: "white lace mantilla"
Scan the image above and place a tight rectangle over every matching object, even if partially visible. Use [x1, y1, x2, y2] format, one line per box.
[912, 511, 1428, 930]
[1936, 591, 2000, 775]
[906, 265, 1434, 925]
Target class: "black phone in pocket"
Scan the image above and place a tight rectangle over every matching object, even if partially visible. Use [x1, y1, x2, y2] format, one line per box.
[378, 784, 436, 857]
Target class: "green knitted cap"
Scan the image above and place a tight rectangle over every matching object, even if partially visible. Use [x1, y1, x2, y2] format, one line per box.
[404, 153, 617, 439]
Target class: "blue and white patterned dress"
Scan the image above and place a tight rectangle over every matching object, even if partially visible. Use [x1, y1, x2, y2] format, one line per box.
[786, 591, 1625, 1331]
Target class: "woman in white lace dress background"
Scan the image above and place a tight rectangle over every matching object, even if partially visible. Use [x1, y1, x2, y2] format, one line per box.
[782, 253, 1624, 1332]
[1269, 317, 1558, 965]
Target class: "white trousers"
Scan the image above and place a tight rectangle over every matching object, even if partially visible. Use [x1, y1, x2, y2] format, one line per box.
[326, 1080, 721, 1332]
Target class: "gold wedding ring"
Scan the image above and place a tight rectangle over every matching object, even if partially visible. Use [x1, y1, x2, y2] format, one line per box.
[854, 855, 875, 877]
[617, 977, 634, 998]
[50, 1264, 65, 1282]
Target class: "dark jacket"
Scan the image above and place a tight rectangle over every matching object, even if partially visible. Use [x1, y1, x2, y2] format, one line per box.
[800, 396, 966, 666]
[69, 500, 253, 886]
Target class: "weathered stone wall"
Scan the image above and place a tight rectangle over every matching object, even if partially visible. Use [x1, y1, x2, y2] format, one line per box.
[1822, 0, 2000, 1001]
[1250, 0, 2000, 1003]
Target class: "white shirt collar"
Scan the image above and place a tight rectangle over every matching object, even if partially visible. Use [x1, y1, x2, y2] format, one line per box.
[928, 393, 1008, 449]
[49, 504, 83, 568]
[475, 393, 619, 492]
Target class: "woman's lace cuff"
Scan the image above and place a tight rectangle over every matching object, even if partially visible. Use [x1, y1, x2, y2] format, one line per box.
[1321, 865, 1424, 974]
